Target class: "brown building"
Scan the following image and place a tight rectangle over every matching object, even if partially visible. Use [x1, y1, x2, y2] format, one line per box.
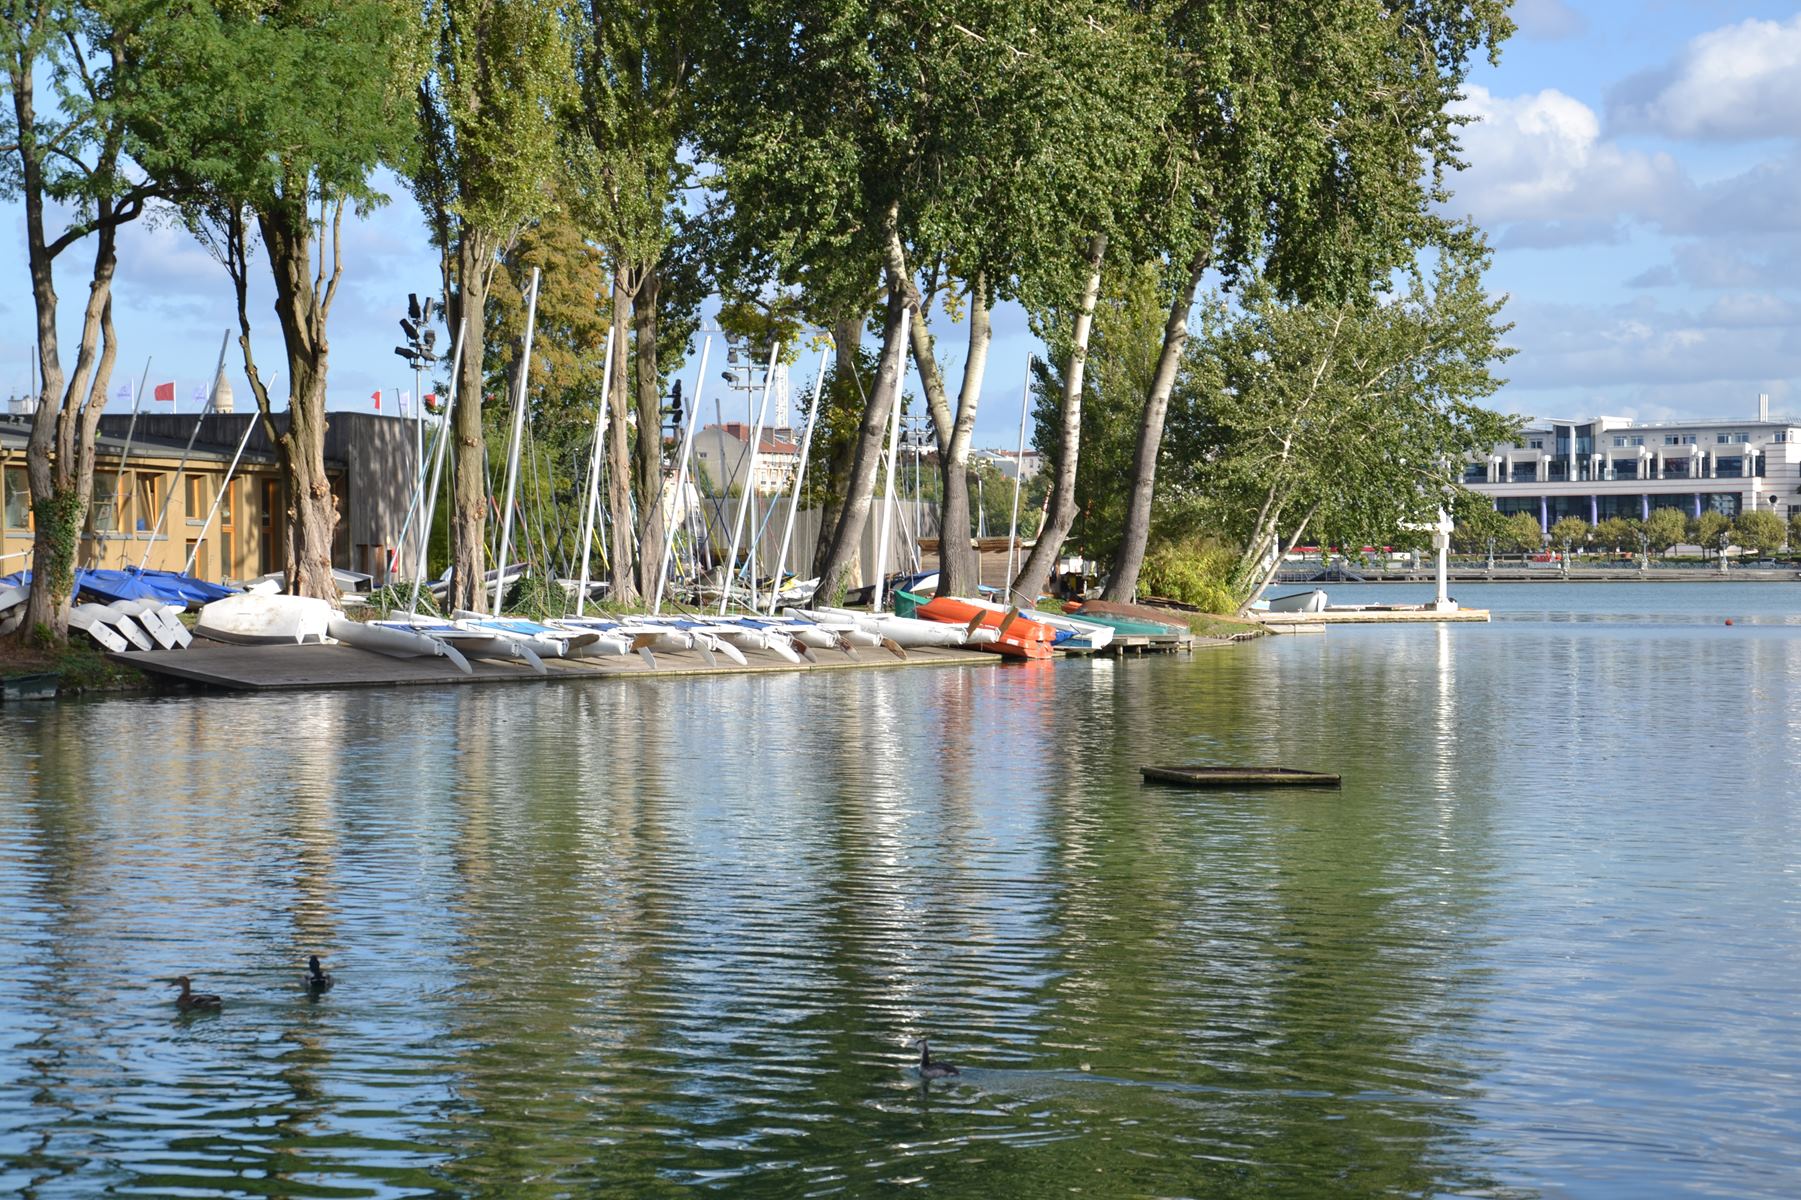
[2, 410, 425, 585]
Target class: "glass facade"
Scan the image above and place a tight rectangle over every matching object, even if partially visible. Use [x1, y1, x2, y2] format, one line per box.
[3, 466, 29, 529]
[1511, 462, 1538, 482]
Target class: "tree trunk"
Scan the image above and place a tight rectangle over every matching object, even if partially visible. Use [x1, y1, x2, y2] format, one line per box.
[813, 284, 909, 606]
[447, 232, 492, 612]
[258, 205, 339, 600]
[1011, 235, 1107, 603]
[810, 313, 866, 578]
[11, 46, 127, 644]
[909, 273, 990, 597]
[633, 265, 665, 599]
[605, 266, 639, 604]
[1103, 251, 1210, 602]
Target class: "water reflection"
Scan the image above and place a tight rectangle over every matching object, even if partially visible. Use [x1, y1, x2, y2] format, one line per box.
[5, 600, 1801, 1196]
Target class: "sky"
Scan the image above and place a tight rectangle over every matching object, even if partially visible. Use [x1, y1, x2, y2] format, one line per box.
[5, 0, 1801, 446]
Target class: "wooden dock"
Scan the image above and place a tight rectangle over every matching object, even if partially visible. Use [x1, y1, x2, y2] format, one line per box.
[1255, 607, 1490, 629]
[117, 639, 999, 693]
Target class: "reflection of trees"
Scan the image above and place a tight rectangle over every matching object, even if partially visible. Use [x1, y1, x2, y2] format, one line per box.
[1018, 643, 1513, 1195]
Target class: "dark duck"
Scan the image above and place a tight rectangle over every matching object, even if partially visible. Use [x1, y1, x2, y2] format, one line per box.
[305, 955, 334, 994]
[169, 976, 222, 1012]
[912, 1038, 958, 1079]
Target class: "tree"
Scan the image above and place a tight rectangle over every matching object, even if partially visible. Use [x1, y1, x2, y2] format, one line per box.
[1693, 511, 1730, 560]
[412, 0, 571, 611]
[700, 0, 1164, 606]
[1734, 508, 1785, 558]
[1450, 502, 1508, 555]
[146, 0, 422, 599]
[1591, 516, 1636, 557]
[572, 0, 702, 605]
[1643, 507, 1687, 560]
[2, 0, 155, 641]
[1186, 239, 1515, 611]
[1548, 517, 1589, 559]
[1102, 0, 1515, 602]
[1790, 510, 1801, 553]
[1500, 512, 1545, 555]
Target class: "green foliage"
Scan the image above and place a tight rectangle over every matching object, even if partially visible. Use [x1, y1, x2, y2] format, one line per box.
[1591, 516, 1637, 553]
[1734, 509, 1786, 556]
[1183, 237, 1517, 607]
[1643, 506, 1688, 554]
[1790, 511, 1801, 551]
[1136, 535, 1238, 615]
[1500, 512, 1546, 553]
[1693, 511, 1731, 553]
[30, 490, 83, 598]
[1548, 516, 1589, 552]
[1449, 499, 1507, 553]
[142, 0, 421, 221]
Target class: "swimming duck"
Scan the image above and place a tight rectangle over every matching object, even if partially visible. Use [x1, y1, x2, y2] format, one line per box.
[304, 955, 333, 994]
[169, 976, 222, 1012]
[912, 1037, 958, 1079]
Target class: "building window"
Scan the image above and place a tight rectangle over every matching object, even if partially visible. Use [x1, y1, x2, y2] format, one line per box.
[1776, 432, 1789, 443]
[1664, 436, 1679, 445]
[3, 465, 31, 530]
[1528, 438, 1543, 449]
[90, 474, 121, 532]
[1613, 436, 1627, 447]
[185, 538, 207, 579]
[185, 475, 210, 523]
[1631, 436, 1644, 446]
[1716, 456, 1743, 478]
[135, 472, 162, 533]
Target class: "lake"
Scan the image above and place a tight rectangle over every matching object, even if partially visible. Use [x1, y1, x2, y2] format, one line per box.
[3, 581, 1800, 1197]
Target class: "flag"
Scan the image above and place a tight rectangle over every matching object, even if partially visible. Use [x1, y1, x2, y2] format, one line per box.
[423, 392, 439, 414]
[399, 390, 411, 416]
[153, 381, 175, 403]
[114, 383, 131, 406]
[192, 386, 206, 410]
[372, 389, 381, 411]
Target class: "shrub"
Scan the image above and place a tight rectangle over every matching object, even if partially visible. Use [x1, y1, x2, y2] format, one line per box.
[1137, 535, 1239, 614]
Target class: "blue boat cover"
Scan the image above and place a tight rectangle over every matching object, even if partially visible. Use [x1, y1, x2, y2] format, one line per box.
[0, 568, 237, 605]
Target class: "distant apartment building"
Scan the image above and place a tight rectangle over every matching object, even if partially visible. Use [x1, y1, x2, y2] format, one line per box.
[691, 422, 801, 496]
[976, 448, 1043, 481]
[1465, 396, 1799, 530]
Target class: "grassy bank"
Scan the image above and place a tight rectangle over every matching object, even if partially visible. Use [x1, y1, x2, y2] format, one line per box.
[1, 635, 152, 696]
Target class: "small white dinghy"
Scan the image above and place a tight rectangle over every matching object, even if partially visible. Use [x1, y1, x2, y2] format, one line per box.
[105, 599, 183, 650]
[0, 583, 26, 639]
[197, 593, 334, 645]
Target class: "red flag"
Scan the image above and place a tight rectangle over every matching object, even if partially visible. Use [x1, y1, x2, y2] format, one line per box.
[372, 389, 381, 410]
[423, 392, 439, 413]
[153, 381, 175, 403]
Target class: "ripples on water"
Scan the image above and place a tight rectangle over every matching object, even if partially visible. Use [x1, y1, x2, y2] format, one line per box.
[4, 583, 1801, 1197]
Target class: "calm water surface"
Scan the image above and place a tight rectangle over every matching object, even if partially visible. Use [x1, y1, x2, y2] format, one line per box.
[3, 581, 1800, 1198]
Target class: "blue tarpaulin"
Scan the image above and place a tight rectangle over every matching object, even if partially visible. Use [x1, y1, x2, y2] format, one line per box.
[0, 568, 236, 606]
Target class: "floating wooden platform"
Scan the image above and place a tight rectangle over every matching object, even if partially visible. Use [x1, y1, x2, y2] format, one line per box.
[117, 639, 998, 693]
[1255, 607, 1489, 627]
[1141, 765, 1342, 788]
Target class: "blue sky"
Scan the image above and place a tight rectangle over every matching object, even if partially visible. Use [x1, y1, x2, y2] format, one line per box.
[6, 0, 1801, 445]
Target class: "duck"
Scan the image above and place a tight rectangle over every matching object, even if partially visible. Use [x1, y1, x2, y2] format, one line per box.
[304, 955, 333, 994]
[169, 976, 222, 1012]
[912, 1037, 958, 1079]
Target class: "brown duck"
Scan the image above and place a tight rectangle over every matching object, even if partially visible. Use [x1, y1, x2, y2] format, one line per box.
[169, 976, 222, 1012]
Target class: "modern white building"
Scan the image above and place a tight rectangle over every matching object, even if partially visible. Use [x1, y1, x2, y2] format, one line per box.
[691, 422, 801, 496]
[1466, 396, 1799, 530]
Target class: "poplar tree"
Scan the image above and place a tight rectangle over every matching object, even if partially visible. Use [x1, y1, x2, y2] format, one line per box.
[1, 0, 154, 641]
[412, 0, 572, 611]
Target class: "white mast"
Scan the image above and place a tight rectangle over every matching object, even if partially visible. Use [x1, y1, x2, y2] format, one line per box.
[653, 336, 711, 613]
[871, 307, 911, 613]
[407, 320, 466, 616]
[491, 267, 542, 615]
[1004, 354, 1032, 602]
[139, 332, 229, 572]
[768, 351, 828, 613]
[573, 328, 618, 616]
[718, 340, 779, 614]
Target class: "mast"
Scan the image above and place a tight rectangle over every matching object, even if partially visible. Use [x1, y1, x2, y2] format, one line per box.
[491, 267, 542, 615]
[1004, 354, 1032, 602]
[653, 335, 711, 613]
[768, 351, 827, 613]
[718, 341, 779, 614]
[573, 329, 618, 616]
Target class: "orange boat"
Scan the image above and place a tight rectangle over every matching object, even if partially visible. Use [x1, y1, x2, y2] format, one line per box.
[913, 594, 1055, 660]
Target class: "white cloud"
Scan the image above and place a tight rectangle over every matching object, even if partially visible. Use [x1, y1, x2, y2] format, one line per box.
[1445, 86, 1688, 237]
[1608, 15, 1801, 141]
